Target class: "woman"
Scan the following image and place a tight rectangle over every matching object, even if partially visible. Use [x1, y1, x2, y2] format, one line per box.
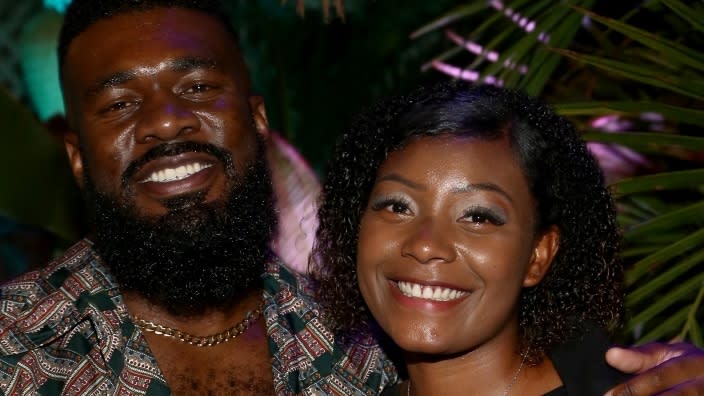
[313, 82, 624, 395]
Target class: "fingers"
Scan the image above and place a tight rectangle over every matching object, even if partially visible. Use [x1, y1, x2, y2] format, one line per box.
[608, 379, 704, 396]
[604, 344, 704, 396]
[657, 379, 704, 396]
[606, 343, 687, 374]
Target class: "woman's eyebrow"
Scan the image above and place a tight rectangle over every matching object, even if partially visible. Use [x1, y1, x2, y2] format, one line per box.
[375, 173, 426, 191]
[451, 182, 514, 203]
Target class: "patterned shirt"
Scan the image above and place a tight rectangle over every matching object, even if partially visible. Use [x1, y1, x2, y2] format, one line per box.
[0, 240, 397, 395]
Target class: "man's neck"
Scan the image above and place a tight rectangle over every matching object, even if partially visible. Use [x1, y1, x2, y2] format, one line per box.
[123, 288, 275, 395]
[122, 288, 263, 336]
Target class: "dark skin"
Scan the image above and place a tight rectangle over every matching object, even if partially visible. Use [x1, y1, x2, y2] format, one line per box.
[56, 5, 704, 396]
[605, 343, 704, 395]
[60, 8, 273, 395]
[357, 136, 562, 395]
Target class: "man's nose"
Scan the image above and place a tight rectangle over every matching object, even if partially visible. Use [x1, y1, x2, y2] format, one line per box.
[135, 93, 201, 143]
[401, 217, 457, 265]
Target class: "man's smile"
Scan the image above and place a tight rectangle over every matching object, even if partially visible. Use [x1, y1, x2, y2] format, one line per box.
[138, 161, 214, 183]
[131, 152, 223, 199]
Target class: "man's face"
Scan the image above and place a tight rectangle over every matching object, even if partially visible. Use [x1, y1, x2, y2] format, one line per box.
[59, 7, 276, 316]
[61, 7, 268, 214]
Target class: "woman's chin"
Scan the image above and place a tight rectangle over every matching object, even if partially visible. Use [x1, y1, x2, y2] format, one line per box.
[394, 337, 459, 359]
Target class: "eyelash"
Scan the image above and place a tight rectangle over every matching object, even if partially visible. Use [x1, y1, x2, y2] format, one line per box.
[461, 206, 506, 226]
[184, 82, 214, 94]
[370, 196, 412, 214]
[370, 196, 505, 226]
[100, 100, 136, 114]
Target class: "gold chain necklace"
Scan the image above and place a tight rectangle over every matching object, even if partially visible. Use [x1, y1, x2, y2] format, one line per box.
[406, 348, 529, 396]
[133, 303, 264, 347]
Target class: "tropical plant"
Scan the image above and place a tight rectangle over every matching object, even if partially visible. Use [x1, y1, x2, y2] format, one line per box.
[410, 0, 704, 346]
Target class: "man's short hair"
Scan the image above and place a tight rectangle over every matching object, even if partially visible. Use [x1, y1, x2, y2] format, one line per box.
[57, 0, 237, 76]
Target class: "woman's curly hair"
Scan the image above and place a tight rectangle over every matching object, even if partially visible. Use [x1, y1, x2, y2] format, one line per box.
[312, 82, 624, 362]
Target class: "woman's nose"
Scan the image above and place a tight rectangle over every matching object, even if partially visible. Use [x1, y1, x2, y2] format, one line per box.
[401, 217, 457, 264]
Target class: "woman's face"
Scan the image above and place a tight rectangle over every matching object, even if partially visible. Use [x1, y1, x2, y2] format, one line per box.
[357, 135, 558, 356]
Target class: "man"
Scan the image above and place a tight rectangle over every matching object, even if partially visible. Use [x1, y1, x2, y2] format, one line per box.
[0, 1, 701, 395]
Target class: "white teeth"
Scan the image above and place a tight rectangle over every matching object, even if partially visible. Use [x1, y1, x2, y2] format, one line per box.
[397, 281, 468, 302]
[140, 162, 213, 183]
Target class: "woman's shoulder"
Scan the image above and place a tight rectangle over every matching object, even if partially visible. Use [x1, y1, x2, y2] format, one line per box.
[549, 323, 630, 395]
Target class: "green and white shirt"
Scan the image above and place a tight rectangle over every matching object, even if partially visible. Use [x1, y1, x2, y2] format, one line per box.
[0, 240, 397, 395]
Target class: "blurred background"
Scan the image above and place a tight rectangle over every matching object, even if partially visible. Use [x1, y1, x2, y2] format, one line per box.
[0, 0, 702, 346]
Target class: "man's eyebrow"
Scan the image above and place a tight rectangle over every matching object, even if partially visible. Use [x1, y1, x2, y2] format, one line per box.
[85, 57, 220, 98]
[167, 56, 219, 72]
[451, 182, 514, 203]
[375, 173, 426, 191]
[86, 70, 137, 98]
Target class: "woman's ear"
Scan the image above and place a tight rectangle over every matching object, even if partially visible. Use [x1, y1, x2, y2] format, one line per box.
[523, 225, 560, 287]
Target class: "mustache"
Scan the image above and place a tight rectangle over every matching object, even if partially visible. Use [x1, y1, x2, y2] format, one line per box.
[120, 141, 235, 189]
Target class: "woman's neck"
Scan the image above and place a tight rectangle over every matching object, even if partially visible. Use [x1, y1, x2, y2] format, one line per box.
[404, 342, 561, 396]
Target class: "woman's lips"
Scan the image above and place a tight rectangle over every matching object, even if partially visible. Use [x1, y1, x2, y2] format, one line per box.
[388, 279, 471, 311]
[396, 280, 469, 301]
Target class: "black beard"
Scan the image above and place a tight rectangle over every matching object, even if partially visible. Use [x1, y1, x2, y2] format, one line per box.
[82, 140, 277, 317]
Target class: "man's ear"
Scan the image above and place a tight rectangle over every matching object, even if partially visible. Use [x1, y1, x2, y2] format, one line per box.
[523, 225, 560, 287]
[249, 96, 270, 140]
[63, 128, 85, 188]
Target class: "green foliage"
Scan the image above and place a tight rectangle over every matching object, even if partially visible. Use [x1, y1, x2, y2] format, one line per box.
[411, 0, 704, 345]
[227, 0, 456, 172]
[0, 87, 78, 241]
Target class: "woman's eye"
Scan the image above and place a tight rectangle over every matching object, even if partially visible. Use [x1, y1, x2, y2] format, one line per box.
[370, 197, 412, 215]
[388, 202, 409, 214]
[467, 213, 488, 223]
[461, 208, 506, 226]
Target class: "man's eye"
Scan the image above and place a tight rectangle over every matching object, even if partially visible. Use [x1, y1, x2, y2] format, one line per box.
[101, 101, 132, 113]
[185, 83, 212, 94]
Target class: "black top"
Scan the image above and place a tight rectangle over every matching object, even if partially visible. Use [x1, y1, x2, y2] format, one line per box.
[380, 324, 629, 395]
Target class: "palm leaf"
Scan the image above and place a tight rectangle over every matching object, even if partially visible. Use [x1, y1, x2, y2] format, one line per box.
[613, 169, 704, 195]
[410, 2, 488, 39]
[573, 6, 704, 71]
[413, 0, 704, 346]
[626, 271, 704, 332]
[627, 249, 704, 305]
[626, 228, 704, 286]
[660, 0, 704, 33]
[635, 305, 689, 343]
[554, 102, 704, 127]
[623, 201, 704, 241]
[552, 48, 704, 101]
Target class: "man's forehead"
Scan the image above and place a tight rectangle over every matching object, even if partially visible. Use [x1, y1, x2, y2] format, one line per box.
[66, 8, 234, 57]
[63, 9, 238, 77]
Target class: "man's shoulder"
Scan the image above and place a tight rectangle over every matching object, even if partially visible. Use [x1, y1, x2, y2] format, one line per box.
[0, 240, 160, 395]
[263, 256, 316, 302]
[263, 257, 398, 394]
[0, 239, 105, 325]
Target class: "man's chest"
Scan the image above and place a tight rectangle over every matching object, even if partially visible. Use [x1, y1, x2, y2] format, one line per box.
[144, 324, 274, 395]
